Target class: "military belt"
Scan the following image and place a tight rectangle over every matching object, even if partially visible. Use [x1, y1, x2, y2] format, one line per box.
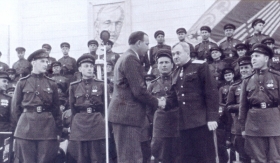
[23, 106, 51, 113]
[250, 102, 278, 109]
[78, 107, 98, 114]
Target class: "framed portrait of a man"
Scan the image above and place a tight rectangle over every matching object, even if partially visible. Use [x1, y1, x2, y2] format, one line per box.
[88, 0, 131, 53]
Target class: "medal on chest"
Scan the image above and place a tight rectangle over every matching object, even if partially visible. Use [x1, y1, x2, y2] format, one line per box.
[179, 69, 183, 78]
[0, 99, 8, 107]
[272, 57, 279, 63]
[266, 80, 274, 88]
[223, 88, 228, 94]
[92, 86, 98, 93]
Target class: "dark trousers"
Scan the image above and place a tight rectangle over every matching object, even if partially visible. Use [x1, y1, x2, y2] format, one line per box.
[141, 140, 151, 163]
[216, 129, 229, 163]
[179, 125, 216, 163]
[14, 138, 59, 163]
[67, 140, 105, 163]
[233, 135, 251, 163]
[151, 137, 179, 163]
[245, 136, 280, 163]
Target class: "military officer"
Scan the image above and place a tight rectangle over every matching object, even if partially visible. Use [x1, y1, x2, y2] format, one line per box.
[0, 72, 12, 163]
[219, 24, 241, 64]
[88, 40, 99, 58]
[58, 42, 77, 82]
[148, 49, 179, 163]
[68, 54, 106, 163]
[176, 28, 195, 53]
[245, 18, 268, 50]
[148, 30, 171, 77]
[261, 37, 280, 71]
[166, 41, 219, 163]
[12, 47, 32, 80]
[239, 44, 280, 162]
[231, 43, 250, 80]
[226, 56, 253, 163]
[194, 26, 218, 63]
[208, 47, 229, 88]
[6, 68, 17, 91]
[11, 49, 62, 163]
[42, 43, 57, 75]
[103, 40, 120, 67]
[0, 52, 9, 72]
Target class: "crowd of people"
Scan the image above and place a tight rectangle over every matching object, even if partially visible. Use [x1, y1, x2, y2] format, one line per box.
[0, 17, 279, 163]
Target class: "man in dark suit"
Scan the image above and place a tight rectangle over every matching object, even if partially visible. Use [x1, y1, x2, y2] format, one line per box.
[166, 41, 219, 163]
[108, 31, 164, 163]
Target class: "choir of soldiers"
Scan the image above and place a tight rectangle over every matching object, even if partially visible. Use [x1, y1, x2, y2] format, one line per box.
[0, 17, 278, 163]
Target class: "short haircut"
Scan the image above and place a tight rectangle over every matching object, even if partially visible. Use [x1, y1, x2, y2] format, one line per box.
[172, 42, 190, 55]
[128, 31, 147, 45]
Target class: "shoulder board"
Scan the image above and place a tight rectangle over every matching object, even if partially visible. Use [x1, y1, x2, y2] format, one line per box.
[269, 69, 280, 76]
[231, 80, 242, 86]
[192, 60, 205, 64]
[246, 35, 253, 39]
[44, 75, 55, 81]
[243, 71, 255, 79]
[151, 76, 161, 83]
[19, 74, 31, 81]
[94, 78, 104, 82]
[70, 79, 82, 85]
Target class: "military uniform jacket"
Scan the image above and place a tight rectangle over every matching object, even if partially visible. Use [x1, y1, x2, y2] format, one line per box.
[239, 69, 280, 136]
[166, 60, 219, 130]
[58, 55, 77, 75]
[103, 51, 120, 67]
[108, 49, 158, 127]
[51, 74, 69, 98]
[0, 62, 9, 72]
[0, 92, 11, 131]
[209, 60, 228, 81]
[226, 80, 243, 135]
[69, 78, 105, 141]
[219, 37, 241, 58]
[147, 75, 179, 138]
[245, 33, 268, 50]
[11, 73, 62, 140]
[149, 44, 172, 67]
[12, 58, 32, 77]
[46, 57, 57, 75]
[195, 40, 218, 62]
[269, 47, 280, 71]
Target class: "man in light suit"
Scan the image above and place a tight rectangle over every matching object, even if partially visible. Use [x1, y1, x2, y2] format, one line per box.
[108, 31, 164, 163]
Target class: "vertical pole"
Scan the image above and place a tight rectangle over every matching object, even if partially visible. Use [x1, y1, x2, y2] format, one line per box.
[7, 25, 10, 66]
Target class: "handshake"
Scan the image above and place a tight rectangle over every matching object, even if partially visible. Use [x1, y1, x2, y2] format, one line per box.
[158, 97, 166, 109]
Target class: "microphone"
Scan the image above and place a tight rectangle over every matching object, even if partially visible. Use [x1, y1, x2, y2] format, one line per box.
[100, 30, 110, 45]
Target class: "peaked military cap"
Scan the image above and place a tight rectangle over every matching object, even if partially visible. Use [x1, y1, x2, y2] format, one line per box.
[42, 44, 52, 50]
[238, 56, 251, 66]
[176, 28, 187, 34]
[154, 30, 165, 38]
[51, 61, 62, 67]
[200, 26, 211, 33]
[222, 67, 234, 75]
[156, 49, 172, 61]
[6, 68, 16, 74]
[16, 47, 26, 52]
[0, 72, 10, 80]
[144, 74, 156, 81]
[224, 23, 236, 30]
[261, 37, 275, 44]
[210, 46, 221, 53]
[88, 40, 99, 47]
[250, 43, 273, 59]
[60, 42, 70, 48]
[252, 18, 265, 28]
[105, 40, 114, 46]
[27, 49, 49, 62]
[77, 54, 95, 66]
[235, 43, 248, 50]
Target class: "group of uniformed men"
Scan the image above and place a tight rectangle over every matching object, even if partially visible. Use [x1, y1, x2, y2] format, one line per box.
[0, 17, 278, 163]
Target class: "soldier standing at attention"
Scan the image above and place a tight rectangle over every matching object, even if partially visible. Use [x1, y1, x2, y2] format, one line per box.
[84, 40, 99, 59]
[219, 24, 241, 64]
[239, 44, 280, 162]
[149, 30, 171, 77]
[195, 26, 218, 63]
[148, 49, 179, 163]
[58, 42, 77, 82]
[12, 47, 32, 80]
[0, 52, 9, 72]
[11, 49, 62, 163]
[226, 56, 253, 163]
[245, 18, 268, 50]
[42, 44, 56, 75]
[261, 37, 280, 71]
[68, 54, 106, 163]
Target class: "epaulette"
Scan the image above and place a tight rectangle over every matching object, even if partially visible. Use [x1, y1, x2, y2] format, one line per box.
[70, 79, 82, 85]
[151, 76, 160, 83]
[269, 68, 280, 76]
[231, 79, 242, 86]
[94, 78, 104, 82]
[246, 35, 253, 39]
[192, 60, 205, 64]
[44, 75, 55, 81]
[243, 71, 255, 79]
[19, 74, 31, 81]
